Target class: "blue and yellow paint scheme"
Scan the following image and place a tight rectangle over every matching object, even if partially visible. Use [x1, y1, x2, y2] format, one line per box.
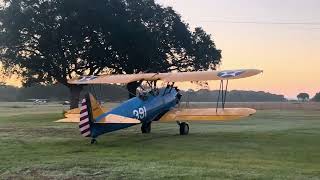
[56, 69, 263, 141]
[86, 88, 180, 138]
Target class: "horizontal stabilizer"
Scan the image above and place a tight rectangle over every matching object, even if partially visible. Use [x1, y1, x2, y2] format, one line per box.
[95, 114, 141, 124]
[56, 105, 109, 123]
[55, 118, 80, 123]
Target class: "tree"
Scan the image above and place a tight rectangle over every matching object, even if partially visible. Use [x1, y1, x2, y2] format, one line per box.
[0, 0, 221, 108]
[297, 93, 309, 102]
[312, 92, 320, 102]
[0, 63, 7, 86]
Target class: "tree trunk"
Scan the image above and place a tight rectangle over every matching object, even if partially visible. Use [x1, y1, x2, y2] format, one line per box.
[126, 81, 141, 99]
[69, 85, 83, 109]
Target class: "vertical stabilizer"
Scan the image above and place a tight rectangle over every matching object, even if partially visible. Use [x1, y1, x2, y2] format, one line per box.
[87, 93, 105, 120]
[79, 93, 106, 137]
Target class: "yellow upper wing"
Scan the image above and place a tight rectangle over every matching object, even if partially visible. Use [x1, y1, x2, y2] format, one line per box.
[158, 108, 256, 122]
[68, 69, 262, 84]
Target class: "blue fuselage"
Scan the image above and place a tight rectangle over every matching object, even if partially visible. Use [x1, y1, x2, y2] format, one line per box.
[91, 88, 179, 138]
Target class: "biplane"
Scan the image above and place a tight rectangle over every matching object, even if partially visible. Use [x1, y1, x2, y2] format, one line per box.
[28, 99, 48, 105]
[57, 69, 262, 144]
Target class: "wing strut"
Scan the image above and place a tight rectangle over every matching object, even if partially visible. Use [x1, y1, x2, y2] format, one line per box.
[216, 80, 229, 112]
[223, 80, 229, 108]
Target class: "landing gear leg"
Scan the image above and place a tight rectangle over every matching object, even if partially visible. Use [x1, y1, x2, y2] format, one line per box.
[91, 138, 97, 144]
[141, 122, 151, 134]
[177, 121, 189, 135]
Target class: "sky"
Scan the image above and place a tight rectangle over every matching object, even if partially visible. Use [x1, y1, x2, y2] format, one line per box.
[3, 0, 320, 99]
[156, 0, 320, 99]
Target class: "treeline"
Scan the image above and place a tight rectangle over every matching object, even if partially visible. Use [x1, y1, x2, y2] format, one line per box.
[312, 92, 320, 102]
[0, 84, 128, 102]
[0, 84, 287, 102]
[180, 89, 286, 102]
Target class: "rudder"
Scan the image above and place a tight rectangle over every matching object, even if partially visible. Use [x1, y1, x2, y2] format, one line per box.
[79, 97, 91, 137]
[79, 93, 105, 137]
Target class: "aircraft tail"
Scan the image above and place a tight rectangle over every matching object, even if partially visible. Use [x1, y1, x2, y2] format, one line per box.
[79, 93, 141, 138]
[79, 93, 105, 137]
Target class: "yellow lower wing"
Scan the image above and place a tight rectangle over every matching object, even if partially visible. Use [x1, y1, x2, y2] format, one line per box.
[159, 108, 256, 122]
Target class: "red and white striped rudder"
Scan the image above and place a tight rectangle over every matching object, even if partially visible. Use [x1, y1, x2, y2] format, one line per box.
[79, 98, 91, 137]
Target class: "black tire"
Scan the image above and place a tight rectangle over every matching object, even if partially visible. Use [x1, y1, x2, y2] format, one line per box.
[179, 122, 189, 135]
[141, 122, 151, 134]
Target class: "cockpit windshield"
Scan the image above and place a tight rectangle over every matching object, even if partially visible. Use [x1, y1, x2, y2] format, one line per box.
[136, 85, 159, 100]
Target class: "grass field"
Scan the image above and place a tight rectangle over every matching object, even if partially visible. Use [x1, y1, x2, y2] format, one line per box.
[1, 103, 320, 179]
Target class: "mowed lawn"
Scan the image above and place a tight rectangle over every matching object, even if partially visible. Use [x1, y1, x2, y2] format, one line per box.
[1, 103, 320, 179]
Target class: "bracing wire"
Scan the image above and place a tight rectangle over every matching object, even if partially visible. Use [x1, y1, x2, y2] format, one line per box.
[216, 80, 229, 111]
[216, 80, 222, 113]
[221, 80, 224, 108]
[200, 20, 320, 26]
[99, 84, 102, 101]
[222, 80, 229, 109]
[114, 84, 137, 98]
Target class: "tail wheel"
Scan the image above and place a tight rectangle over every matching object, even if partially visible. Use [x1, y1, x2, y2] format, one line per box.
[91, 138, 97, 144]
[141, 122, 151, 134]
[179, 122, 189, 135]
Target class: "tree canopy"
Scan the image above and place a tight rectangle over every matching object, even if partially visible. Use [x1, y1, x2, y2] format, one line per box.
[0, 0, 222, 108]
[297, 93, 309, 102]
[312, 92, 320, 102]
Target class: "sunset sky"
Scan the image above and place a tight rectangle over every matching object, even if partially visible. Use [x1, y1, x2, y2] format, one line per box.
[157, 0, 320, 99]
[3, 0, 320, 99]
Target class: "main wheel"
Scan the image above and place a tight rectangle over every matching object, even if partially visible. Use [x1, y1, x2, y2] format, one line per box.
[141, 122, 151, 134]
[179, 122, 189, 135]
